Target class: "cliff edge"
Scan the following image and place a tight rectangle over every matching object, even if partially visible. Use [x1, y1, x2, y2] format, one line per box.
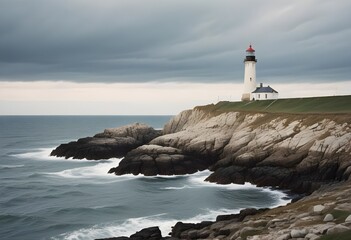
[110, 96, 351, 193]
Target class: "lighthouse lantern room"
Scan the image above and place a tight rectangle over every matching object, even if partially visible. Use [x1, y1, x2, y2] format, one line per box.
[241, 44, 257, 101]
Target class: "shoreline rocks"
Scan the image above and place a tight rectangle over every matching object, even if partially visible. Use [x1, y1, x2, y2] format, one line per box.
[95, 226, 165, 240]
[109, 110, 351, 194]
[50, 123, 162, 160]
[50, 106, 351, 239]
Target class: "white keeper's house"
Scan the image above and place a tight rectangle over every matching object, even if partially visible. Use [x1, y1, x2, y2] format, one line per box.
[241, 44, 278, 101]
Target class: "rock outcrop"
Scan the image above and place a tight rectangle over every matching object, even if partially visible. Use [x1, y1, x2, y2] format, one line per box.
[110, 108, 351, 193]
[95, 226, 165, 240]
[108, 144, 212, 176]
[51, 123, 162, 160]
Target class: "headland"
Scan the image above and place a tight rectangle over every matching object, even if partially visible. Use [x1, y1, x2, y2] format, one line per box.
[51, 95, 351, 239]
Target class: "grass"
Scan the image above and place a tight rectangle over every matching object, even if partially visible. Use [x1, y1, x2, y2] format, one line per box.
[195, 95, 351, 114]
[330, 209, 351, 223]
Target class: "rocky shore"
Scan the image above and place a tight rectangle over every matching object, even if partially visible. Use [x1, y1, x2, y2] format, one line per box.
[51, 123, 161, 160]
[51, 103, 351, 239]
[109, 108, 351, 194]
[98, 180, 351, 239]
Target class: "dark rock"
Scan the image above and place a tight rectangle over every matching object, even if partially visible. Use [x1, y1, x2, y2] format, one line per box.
[214, 229, 231, 237]
[51, 123, 161, 160]
[129, 226, 162, 240]
[96, 237, 129, 240]
[216, 208, 269, 222]
[171, 221, 213, 238]
[109, 145, 212, 176]
[96, 226, 163, 240]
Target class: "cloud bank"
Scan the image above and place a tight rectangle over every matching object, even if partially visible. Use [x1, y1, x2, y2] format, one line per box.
[1, 0, 351, 83]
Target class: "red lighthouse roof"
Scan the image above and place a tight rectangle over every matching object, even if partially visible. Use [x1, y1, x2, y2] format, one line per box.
[246, 44, 255, 52]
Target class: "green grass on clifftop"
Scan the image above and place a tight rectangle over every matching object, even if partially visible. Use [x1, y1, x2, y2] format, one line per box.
[196, 95, 351, 114]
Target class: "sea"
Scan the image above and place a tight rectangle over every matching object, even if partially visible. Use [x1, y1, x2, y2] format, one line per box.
[0, 116, 290, 240]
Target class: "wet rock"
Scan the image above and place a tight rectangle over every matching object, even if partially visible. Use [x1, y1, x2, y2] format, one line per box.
[95, 226, 163, 240]
[345, 214, 351, 223]
[129, 226, 162, 240]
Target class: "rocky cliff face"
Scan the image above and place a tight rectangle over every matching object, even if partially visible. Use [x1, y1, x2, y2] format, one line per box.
[110, 108, 351, 193]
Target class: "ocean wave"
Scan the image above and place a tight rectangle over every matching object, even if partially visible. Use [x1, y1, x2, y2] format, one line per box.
[51, 214, 168, 240]
[187, 170, 290, 207]
[53, 204, 128, 216]
[0, 164, 24, 169]
[162, 185, 193, 190]
[11, 148, 92, 162]
[44, 158, 126, 182]
[50, 171, 291, 240]
[52, 207, 244, 240]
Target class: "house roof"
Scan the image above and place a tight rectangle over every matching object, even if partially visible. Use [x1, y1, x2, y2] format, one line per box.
[252, 86, 278, 93]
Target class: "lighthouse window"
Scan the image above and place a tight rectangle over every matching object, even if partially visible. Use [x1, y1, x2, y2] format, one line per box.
[250, 77, 252, 81]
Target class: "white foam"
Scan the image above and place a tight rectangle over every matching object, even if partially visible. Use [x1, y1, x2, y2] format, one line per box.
[0, 164, 25, 169]
[162, 185, 193, 190]
[11, 147, 91, 162]
[45, 158, 124, 181]
[52, 214, 169, 240]
[188, 170, 257, 190]
[187, 170, 291, 207]
[53, 207, 248, 240]
[51, 171, 291, 240]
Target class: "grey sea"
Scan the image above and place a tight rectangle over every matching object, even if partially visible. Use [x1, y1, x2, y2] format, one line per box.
[0, 116, 289, 240]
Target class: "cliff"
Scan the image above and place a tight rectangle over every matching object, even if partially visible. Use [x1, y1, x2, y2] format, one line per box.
[104, 97, 351, 239]
[110, 98, 351, 193]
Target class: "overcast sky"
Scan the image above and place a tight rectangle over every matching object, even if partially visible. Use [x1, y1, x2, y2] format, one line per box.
[1, 0, 351, 114]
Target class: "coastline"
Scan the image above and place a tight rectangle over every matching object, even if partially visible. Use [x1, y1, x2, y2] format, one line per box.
[50, 96, 351, 239]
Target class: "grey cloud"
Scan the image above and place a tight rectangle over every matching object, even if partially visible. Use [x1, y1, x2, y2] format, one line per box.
[0, 0, 350, 83]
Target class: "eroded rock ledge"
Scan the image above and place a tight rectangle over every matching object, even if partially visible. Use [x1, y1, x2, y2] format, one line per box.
[109, 109, 351, 193]
[50, 123, 162, 160]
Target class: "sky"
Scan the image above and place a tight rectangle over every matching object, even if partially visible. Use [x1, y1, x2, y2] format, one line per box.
[1, 0, 351, 115]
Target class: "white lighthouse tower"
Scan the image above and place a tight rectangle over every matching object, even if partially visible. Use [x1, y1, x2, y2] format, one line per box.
[241, 44, 257, 101]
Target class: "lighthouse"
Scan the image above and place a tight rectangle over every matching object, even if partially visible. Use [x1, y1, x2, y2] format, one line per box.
[241, 44, 257, 101]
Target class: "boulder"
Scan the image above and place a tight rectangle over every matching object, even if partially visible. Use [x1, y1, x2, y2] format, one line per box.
[290, 229, 307, 238]
[313, 205, 325, 214]
[51, 123, 161, 160]
[276, 233, 290, 240]
[345, 214, 351, 223]
[129, 226, 162, 240]
[95, 226, 163, 240]
[323, 214, 334, 222]
[171, 221, 212, 238]
[326, 224, 350, 235]
[305, 233, 320, 240]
